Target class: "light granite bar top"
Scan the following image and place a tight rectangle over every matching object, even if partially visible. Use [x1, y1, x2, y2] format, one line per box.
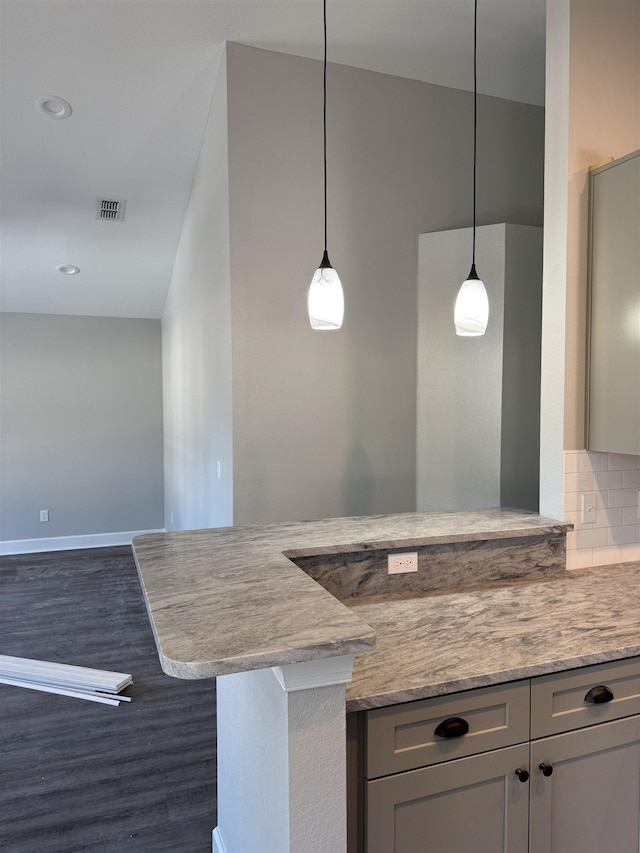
[346, 562, 640, 711]
[132, 507, 567, 680]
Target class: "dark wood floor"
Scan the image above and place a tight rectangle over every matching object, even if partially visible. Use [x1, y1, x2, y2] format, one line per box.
[0, 546, 217, 852]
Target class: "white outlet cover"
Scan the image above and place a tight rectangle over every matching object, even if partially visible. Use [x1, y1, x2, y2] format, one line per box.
[388, 552, 418, 574]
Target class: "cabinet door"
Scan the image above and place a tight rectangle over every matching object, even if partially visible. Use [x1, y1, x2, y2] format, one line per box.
[530, 715, 640, 853]
[365, 743, 529, 853]
[588, 150, 640, 454]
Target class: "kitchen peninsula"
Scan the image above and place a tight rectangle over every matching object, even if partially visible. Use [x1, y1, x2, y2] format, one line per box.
[133, 509, 640, 853]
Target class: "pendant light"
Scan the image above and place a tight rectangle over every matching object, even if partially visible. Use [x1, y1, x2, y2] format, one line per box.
[307, 0, 344, 330]
[454, 0, 489, 337]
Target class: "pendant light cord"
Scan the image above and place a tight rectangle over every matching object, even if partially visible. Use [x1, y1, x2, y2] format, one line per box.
[472, 0, 478, 267]
[323, 0, 328, 255]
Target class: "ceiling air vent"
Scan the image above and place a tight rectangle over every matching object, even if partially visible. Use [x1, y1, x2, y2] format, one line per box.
[97, 199, 126, 222]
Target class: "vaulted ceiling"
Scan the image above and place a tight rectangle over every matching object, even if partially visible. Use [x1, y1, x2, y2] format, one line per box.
[0, 0, 546, 318]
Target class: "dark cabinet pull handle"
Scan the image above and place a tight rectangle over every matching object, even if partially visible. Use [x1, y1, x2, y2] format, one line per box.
[515, 768, 529, 783]
[584, 685, 614, 704]
[434, 717, 469, 739]
[539, 763, 554, 777]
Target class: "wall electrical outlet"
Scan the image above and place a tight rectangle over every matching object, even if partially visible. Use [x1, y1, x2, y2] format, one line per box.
[39, 510, 49, 522]
[388, 552, 418, 574]
[581, 493, 596, 525]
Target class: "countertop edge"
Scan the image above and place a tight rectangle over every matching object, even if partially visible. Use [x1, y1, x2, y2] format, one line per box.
[346, 644, 640, 712]
[157, 633, 377, 680]
[282, 523, 572, 558]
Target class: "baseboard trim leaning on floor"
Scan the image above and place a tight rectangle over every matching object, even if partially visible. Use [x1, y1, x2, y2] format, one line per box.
[212, 826, 229, 853]
[0, 528, 165, 556]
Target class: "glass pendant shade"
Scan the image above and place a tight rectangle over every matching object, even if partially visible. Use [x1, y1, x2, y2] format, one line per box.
[454, 0, 489, 338]
[307, 0, 344, 330]
[454, 265, 489, 336]
[308, 252, 344, 330]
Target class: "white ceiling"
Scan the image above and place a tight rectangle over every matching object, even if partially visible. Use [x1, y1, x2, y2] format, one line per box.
[0, 0, 546, 319]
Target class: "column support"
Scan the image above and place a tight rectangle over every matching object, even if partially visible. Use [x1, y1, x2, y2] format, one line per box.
[213, 655, 355, 853]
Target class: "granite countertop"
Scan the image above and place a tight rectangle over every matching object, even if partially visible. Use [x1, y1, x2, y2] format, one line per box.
[134, 507, 640, 714]
[132, 508, 568, 680]
[345, 562, 640, 711]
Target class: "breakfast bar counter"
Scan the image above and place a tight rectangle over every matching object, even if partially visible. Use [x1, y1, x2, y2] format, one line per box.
[132, 507, 569, 682]
[131, 508, 640, 853]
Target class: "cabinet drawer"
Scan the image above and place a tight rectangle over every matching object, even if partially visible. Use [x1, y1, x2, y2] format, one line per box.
[365, 681, 530, 779]
[531, 657, 640, 738]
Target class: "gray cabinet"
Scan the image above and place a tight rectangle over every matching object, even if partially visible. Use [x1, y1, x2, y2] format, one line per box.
[355, 658, 640, 853]
[364, 682, 531, 853]
[528, 659, 640, 853]
[365, 681, 530, 779]
[366, 744, 529, 853]
[530, 657, 640, 739]
[530, 716, 640, 853]
[587, 149, 640, 454]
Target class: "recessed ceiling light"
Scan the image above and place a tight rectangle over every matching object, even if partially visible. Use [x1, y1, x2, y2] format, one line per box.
[56, 264, 80, 276]
[36, 95, 73, 120]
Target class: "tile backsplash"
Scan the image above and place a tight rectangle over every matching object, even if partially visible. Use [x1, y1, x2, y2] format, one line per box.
[564, 451, 640, 569]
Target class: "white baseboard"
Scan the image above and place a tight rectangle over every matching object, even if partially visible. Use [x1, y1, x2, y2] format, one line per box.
[212, 827, 228, 853]
[0, 529, 165, 556]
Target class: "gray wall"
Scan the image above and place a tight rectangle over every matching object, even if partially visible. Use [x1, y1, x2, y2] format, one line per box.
[416, 224, 542, 513]
[226, 44, 544, 525]
[417, 225, 506, 511]
[162, 48, 233, 532]
[0, 313, 163, 541]
[500, 225, 543, 510]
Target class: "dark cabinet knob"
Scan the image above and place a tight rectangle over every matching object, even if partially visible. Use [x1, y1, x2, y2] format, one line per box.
[584, 685, 614, 704]
[515, 768, 529, 783]
[434, 717, 470, 739]
[539, 763, 554, 777]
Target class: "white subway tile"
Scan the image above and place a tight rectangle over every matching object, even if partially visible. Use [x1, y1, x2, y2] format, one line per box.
[564, 510, 579, 529]
[565, 530, 578, 550]
[591, 545, 622, 566]
[593, 507, 622, 528]
[565, 471, 595, 493]
[564, 491, 608, 513]
[566, 549, 593, 570]
[577, 528, 608, 548]
[579, 452, 609, 472]
[622, 505, 640, 526]
[620, 543, 640, 562]
[564, 492, 581, 513]
[572, 506, 620, 530]
[608, 453, 640, 470]
[563, 452, 581, 474]
[623, 470, 640, 488]
[594, 469, 624, 491]
[607, 488, 637, 508]
[607, 525, 637, 545]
